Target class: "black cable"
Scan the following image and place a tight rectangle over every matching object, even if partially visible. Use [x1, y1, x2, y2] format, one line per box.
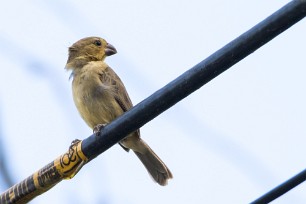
[251, 169, 306, 204]
[0, 1, 305, 203]
[80, 1, 306, 203]
[82, 0, 306, 160]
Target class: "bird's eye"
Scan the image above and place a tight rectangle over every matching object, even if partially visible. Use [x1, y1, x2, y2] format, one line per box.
[94, 40, 102, 46]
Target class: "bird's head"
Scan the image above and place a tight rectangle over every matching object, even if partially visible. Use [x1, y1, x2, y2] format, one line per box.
[65, 36, 117, 70]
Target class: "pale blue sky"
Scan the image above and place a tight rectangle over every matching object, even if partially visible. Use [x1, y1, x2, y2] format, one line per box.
[0, 1, 306, 203]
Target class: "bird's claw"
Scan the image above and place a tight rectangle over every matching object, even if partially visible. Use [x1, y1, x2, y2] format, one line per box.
[93, 123, 107, 135]
[70, 139, 81, 146]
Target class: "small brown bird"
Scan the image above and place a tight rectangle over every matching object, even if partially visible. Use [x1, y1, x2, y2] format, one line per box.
[65, 37, 172, 186]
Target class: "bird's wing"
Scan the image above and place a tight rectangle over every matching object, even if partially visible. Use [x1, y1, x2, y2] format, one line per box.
[99, 65, 140, 152]
[98, 65, 133, 112]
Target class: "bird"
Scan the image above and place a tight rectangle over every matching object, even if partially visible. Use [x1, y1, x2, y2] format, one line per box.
[65, 36, 172, 186]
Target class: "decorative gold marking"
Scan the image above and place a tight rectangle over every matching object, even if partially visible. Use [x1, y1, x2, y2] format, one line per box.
[0, 139, 88, 203]
[55, 139, 88, 179]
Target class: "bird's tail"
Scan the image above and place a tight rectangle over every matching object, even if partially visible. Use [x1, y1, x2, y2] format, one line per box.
[133, 139, 173, 186]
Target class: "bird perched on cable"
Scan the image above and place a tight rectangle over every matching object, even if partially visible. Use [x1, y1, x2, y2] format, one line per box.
[65, 37, 172, 186]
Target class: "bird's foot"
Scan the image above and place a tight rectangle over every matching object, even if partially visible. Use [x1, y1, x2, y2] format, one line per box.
[93, 123, 107, 135]
[61, 139, 86, 179]
[70, 139, 81, 146]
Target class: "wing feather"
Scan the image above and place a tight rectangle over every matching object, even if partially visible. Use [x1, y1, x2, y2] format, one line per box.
[98, 66, 139, 152]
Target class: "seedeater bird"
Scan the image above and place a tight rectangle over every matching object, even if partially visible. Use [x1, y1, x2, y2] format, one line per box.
[65, 37, 172, 186]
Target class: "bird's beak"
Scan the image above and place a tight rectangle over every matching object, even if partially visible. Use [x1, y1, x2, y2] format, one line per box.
[105, 43, 117, 56]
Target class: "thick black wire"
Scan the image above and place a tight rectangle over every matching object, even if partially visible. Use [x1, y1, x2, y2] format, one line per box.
[80, 0, 306, 203]
[251, 169, 306, 204]
[82, 0, 306, 158]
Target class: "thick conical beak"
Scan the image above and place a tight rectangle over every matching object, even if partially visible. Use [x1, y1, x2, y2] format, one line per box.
[105, 43, 117, 56]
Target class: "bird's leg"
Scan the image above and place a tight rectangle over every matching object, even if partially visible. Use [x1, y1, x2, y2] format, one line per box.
[61, 139, 87, 179]
[93, 123, 107, 135]
[71, 139, 81, 145]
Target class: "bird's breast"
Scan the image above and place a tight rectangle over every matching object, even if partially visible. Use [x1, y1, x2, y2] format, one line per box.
[72, 72, 121, 129]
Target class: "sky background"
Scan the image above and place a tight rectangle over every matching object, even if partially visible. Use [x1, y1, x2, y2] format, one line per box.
[0, 0, 306, 203]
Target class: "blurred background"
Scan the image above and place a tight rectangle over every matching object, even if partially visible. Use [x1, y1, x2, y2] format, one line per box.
[0, 0, 306, 203]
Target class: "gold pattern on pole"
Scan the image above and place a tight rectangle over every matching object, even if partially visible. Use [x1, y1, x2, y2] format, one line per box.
[0, 139, 88, 204]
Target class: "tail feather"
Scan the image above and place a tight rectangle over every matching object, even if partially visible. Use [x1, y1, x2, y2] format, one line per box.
[133, 141, 173, 186]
